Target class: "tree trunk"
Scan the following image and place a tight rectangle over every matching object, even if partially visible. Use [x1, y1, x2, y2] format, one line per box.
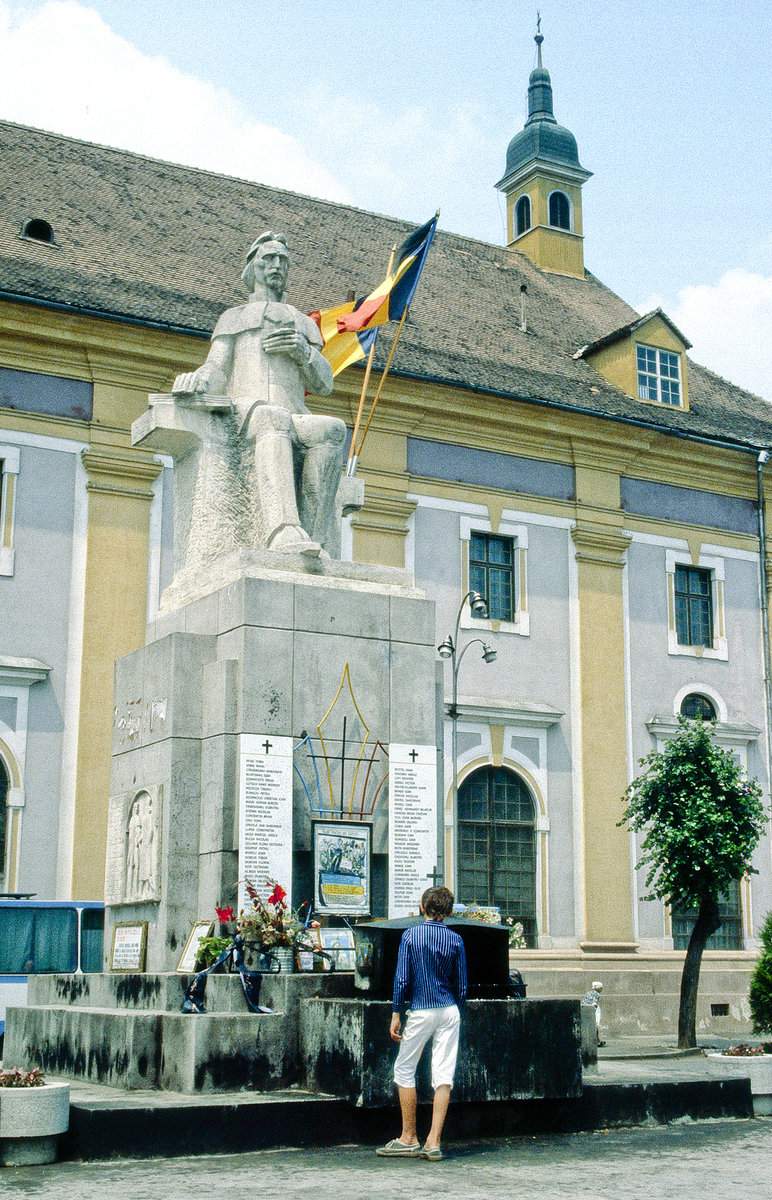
[678, 893, 721, 1049]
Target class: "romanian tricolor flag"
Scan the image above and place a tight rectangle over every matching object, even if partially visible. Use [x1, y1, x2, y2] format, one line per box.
[310, 212, 438, 377]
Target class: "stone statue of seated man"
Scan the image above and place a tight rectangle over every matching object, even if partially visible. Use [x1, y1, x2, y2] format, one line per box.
[172, 231, 346, 557]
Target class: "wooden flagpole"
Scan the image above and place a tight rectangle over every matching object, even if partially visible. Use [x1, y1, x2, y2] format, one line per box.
[355, 210, 439, 461]
[354, 306, 409, 459]
[346, 244, 397, 477]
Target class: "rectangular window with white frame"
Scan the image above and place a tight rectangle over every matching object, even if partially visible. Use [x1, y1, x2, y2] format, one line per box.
[666, 549, 727, 660]
[637, 343, 682, 407]
[0, 444, 20, 577]
[460, 517, 529, 636]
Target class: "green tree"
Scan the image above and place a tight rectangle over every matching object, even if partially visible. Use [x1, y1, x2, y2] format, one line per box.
[621, 717, 766, 1048]
[749, 911, 772, 1036]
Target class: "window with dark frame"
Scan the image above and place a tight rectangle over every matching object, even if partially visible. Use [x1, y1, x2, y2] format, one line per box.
[515, 194, 531, 237]
[548, 191, 570, 229]
[457, 766, 537, 945]
[469, 532, 515, 622]
[671, 879, 743, 951]
[674, 565, 713, 648]
[680, 693, 717, 721]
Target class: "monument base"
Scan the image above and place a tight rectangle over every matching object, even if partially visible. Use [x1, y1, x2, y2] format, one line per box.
[106, 569, 440, 973]
[4, 972, 352, 1094]
[300, 998, 583, 1107]
[6, 978, 583, 1106]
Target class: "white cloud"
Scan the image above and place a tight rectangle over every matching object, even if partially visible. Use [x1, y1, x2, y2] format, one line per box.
[637, 268, 772, 402]
[0, 1, 349, 201]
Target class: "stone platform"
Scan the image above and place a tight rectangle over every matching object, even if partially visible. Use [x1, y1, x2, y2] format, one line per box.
[54, 1045, 754, 1161]
[7, 977, 585, 1108]
[4, 972, 351, 1093]
[302, 998, 583, 1106]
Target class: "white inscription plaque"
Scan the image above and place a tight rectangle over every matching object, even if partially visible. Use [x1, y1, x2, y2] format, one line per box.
[238, 734, 293, 913]
[388, 743, 438, 917]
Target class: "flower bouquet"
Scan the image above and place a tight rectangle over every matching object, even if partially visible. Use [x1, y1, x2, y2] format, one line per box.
[238, 879, 304, 950]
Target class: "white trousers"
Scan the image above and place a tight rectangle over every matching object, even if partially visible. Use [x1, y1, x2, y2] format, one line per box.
[393, 1004, 461, 1090]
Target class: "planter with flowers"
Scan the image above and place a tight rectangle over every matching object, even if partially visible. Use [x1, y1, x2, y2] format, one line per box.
[238, 879, 304, 972]
[706, 1044, 772, 1114]
[0, 1068, 70, 1166]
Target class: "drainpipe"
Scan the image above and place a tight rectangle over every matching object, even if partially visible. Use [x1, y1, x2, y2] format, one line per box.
[756, 451, 772, 796]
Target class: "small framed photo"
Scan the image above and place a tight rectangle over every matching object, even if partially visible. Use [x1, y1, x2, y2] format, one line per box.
[295, 926, 321, 972]
[313, 820, 371, 916]
[110, 921, 148, 973]
[320, 927, 356, 971]
[176, 920, 215, 973]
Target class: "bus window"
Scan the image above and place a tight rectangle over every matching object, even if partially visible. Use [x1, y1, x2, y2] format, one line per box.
[0, 906, 78, 973]
[80, 907, 105, 972]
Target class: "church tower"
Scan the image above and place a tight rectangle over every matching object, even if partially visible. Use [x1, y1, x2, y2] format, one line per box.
[496, 26, 591, 277]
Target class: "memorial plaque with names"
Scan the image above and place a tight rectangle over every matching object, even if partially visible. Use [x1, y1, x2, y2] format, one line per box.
[238, 734, 293, 914]
[388, 743, 438, 917]
[110, 922, 147, 972]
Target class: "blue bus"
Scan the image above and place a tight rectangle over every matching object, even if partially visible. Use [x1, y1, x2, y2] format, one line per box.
[0, 898, 104, 1047]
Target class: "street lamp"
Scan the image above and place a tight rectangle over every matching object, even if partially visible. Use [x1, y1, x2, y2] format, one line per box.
[438, 590, 497, 891]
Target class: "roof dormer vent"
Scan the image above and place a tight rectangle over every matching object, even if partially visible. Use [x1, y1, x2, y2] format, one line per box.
[21, 218, 55, 244]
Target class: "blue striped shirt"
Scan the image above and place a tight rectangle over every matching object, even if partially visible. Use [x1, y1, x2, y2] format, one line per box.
[392, 920, 467, 1013]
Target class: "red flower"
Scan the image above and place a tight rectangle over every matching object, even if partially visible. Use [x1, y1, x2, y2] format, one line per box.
[215, 905, 234, 922]
[268, 883, 287, 906]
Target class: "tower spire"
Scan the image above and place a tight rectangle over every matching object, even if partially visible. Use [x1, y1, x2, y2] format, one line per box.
[495, 25, 592, 275]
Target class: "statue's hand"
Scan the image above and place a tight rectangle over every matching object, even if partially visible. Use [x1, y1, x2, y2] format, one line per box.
[262, 326, 311, 366]
[172, 365, 213, 396]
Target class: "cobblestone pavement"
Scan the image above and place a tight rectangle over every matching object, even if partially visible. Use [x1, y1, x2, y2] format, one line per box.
[1, 1118, 770, 1200]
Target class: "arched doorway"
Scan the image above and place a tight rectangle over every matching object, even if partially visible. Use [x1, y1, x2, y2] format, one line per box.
[457, 766, 537, 944]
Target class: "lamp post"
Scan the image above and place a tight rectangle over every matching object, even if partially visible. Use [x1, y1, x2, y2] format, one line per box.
[438, 590, 497, 892]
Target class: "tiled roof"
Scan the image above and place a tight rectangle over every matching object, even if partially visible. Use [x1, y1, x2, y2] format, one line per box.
[1, 118, 770, 448]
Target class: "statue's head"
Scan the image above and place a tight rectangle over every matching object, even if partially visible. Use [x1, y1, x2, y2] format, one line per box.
[242, 231, 290, 300]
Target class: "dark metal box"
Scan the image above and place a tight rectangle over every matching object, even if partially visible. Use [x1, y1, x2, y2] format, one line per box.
[353, 916, 510, 999]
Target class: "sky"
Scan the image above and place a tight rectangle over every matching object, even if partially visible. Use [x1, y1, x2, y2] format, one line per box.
[0, 0, 770, 398]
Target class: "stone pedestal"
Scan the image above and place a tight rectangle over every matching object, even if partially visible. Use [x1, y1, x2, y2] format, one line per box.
[5, 973, 352, 1094]
[105, 566, 439, 973]
[300, 998, 583, 1107]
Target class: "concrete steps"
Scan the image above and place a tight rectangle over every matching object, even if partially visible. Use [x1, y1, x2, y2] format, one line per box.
[4, 972, 352, 1093]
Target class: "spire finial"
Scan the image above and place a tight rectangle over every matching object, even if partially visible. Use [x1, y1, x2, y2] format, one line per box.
[535, 12, 544, 68]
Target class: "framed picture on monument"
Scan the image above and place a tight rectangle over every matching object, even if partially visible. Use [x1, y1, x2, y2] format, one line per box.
[295, 925, 321, 972]
[110, 921, 148, 972]
[312, 820, 371, 916]
[176, 920, 215, 973]
[319, 927, 356, 971]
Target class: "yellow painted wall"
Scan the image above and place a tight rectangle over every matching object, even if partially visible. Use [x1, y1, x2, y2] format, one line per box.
[71, 447, 161, 899]
[585, 314, 690, 408]
[506, 174, 585, 276]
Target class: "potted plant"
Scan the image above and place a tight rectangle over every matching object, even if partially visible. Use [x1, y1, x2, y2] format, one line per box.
[0, 1068, 70, 1166]
[237, 879, 304, 972]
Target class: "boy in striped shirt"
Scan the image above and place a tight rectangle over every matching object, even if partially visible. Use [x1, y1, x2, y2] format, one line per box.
[376, 886, 467, 1160]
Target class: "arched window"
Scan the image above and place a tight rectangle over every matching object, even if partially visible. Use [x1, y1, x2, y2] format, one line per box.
[21, 218, 55, 244]
[515, 195, 531, 237]
[548, 191, 570, 230]
[680, 693, 717, 721]
[0, 756, 8, 883]
[457, 766, 537, 944]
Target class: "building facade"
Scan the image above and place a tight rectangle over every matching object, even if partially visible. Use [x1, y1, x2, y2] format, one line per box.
[1, 45, 771, 987]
